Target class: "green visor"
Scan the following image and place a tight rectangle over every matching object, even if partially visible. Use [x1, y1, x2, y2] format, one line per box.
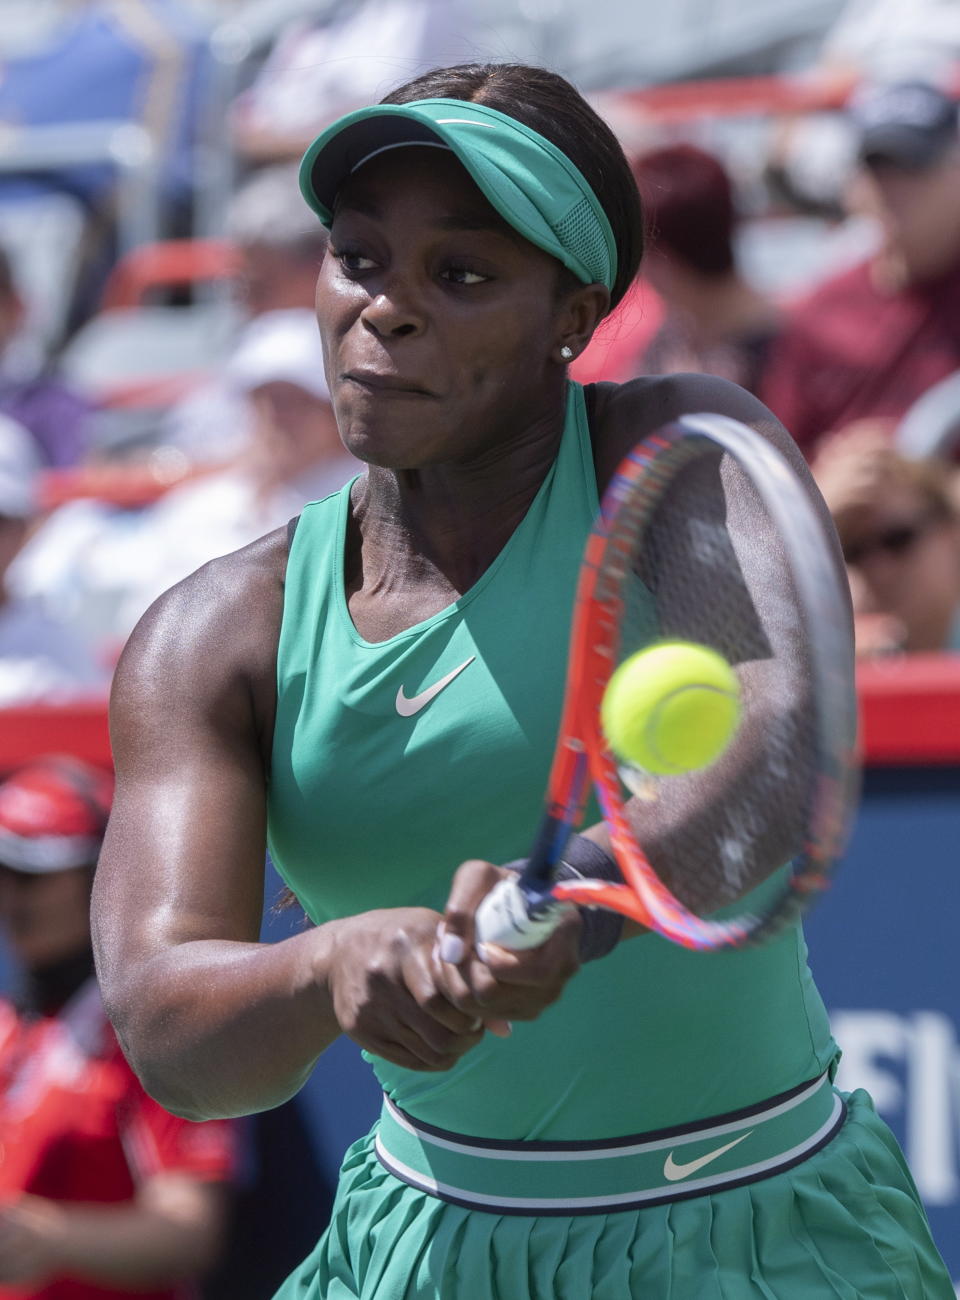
[299, 97, 617, 293]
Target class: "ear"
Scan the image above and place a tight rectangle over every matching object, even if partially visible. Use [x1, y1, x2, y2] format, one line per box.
[552, 281, 611, 365]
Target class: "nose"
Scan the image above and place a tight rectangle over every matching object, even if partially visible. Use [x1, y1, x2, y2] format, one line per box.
[360, 273, 426, 340]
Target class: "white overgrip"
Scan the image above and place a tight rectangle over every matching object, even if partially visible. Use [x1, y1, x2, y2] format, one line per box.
[474, 877, 573, 950]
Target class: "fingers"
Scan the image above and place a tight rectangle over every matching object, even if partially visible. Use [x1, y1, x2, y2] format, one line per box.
[344, 989, 484, 1072]
[435, 880, 582, 1024]
[432, 947, 513, 1034]
[439, 857, 508, 964]
[328, 869, 584, 1077]
[329, 908, 493, 1073]
[376, 1012, 486, 1072]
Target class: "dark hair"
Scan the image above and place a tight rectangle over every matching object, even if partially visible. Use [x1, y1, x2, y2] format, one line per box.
[631, 144, 735, 277]
[381, 63, 644, 311]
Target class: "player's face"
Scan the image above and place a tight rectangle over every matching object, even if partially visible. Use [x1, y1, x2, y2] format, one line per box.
[315, 147, 574, 469]
[0, 864, 93, 970]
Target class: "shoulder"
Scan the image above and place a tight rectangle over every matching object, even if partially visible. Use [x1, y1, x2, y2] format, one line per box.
[111, 527, 290, 769]
[119, 526, 288, 667]
[589, 373, 811, 490]
[588, 373, 846, 593]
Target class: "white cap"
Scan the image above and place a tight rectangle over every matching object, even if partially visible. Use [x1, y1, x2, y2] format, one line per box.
[227, 309, 330, 402]
[0, 414, 41, 519]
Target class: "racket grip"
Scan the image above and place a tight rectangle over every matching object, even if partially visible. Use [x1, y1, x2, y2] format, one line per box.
[475, 877, 574, 951]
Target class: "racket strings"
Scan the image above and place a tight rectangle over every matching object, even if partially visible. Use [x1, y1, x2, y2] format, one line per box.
[604, 444, 827, 926]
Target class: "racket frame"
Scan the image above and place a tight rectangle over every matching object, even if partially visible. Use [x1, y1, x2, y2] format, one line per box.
[513, 413, 859, 950]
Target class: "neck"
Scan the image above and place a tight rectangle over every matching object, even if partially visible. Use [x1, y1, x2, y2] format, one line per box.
[352, 395, 567, 595]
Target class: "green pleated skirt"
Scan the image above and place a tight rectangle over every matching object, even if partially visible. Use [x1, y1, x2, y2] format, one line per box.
[273, 1090, 953, 1299]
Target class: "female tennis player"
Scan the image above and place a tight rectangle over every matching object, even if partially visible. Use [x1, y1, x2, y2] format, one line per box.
[92, 62, 952, 1297]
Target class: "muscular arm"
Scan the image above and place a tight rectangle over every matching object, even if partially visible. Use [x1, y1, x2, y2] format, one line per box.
[92, 532, 534, 1111]
[587, 373, 854, 915]
[91, 532, 342, 1119]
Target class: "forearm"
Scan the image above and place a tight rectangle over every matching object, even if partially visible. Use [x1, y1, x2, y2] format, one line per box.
[104, 926, 344, 1121]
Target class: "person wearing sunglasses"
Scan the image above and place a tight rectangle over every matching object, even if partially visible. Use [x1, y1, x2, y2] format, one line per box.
[813, 422, 960, 655]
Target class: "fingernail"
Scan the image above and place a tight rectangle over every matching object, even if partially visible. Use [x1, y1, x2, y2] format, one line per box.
[476, 942, 491, 965]
[439, 932, 465, 964]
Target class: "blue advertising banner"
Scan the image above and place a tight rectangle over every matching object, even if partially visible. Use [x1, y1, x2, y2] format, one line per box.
[805, 766, 960, 1287]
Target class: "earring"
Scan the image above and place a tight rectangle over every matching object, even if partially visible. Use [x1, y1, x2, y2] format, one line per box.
[560, 345, 574, 361]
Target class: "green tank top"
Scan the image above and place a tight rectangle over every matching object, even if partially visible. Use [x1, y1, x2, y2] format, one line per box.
[268, 383, 836, 1141]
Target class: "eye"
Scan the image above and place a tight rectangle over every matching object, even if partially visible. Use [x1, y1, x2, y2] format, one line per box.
[441, 264, 489, 286]
[331, 246, 377, 274]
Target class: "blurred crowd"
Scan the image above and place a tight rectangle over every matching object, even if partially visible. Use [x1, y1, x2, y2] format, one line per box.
[0, 0, 957, 719]
[0, 0, 960, 1294]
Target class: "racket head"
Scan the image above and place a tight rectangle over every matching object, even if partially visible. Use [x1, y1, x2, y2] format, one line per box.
[547, 413, 859, 949]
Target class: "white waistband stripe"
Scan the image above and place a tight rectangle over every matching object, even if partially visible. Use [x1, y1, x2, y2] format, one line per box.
[382, 1072, 829, 1164]
[374, 1094, 844, 1212]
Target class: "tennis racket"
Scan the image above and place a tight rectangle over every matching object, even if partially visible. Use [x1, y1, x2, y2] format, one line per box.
[475, 413, 860, 952]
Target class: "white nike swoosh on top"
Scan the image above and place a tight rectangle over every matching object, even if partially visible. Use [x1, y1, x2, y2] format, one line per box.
[662, 1130, 753, 1182]
[395, 656, 476, 717]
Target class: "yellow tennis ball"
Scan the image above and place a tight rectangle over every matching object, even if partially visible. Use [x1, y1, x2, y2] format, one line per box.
[600, 641, 741, 775]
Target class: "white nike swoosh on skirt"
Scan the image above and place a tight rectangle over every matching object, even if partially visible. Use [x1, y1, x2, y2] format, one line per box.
[662, 1130, 753, 1182]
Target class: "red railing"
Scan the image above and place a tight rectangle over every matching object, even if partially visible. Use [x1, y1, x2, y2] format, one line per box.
[856, 654, 960, 765]
[99, 238, 240, 310]
[609, 65, 960, 126]
[0, 698, 112, 771]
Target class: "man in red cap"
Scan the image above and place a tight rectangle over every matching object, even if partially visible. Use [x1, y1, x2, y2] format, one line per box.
[0, 756, 237, 1298]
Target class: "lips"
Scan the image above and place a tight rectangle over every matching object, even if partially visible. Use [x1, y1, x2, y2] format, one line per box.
[344, 370, 434, 397]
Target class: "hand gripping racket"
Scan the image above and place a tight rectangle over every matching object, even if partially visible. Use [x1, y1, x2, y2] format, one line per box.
[476, 413, 860, 952]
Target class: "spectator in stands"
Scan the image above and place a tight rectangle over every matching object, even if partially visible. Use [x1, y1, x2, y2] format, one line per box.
[762, 80, 960, 457]
[129, 308, 357, 615]
[162, 164, 330, 466]
[0, 0, 209, 222]
[820, 0, 960, 89]
[813, 422, 960, 654]
[764, 0, 960, 221]
[0, 1, 212, 334]
[230, 0, 471, 165]
[630, 144, 780, 395]
[226, 164, 330, 320]
[0, 416, 106, 704]
[15, 310, 357, 659]
[0, 245, 94, 468]
[0, 754, 236, 1295]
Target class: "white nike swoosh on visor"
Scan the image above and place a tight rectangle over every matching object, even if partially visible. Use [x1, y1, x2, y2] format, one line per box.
[395, 656, 476, 717]
[662, 1130, 753, 1182]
